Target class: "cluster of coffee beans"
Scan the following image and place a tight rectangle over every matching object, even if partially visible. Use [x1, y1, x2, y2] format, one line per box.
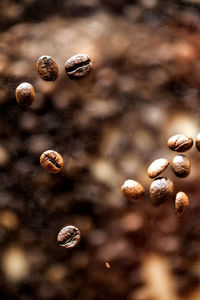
[15, 53, 93, 248]
[121, 133, 200, 216]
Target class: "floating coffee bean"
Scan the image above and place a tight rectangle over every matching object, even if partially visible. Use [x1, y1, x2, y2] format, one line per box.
[37, 55, 58, 81]
[16, 82, 35, 106]
[195, 133, 200, 151]
[121, 179, 145, 203]
[57, 225, 81, 249]
[65, 54, 92, 79]
[175, 191, 189, 216]
[150, 177, 174, 207]
[147, 158, 169, 178]
[172, 155, 191, 178]
[167, 134, 193, 152]
[40, 150, 63, 174]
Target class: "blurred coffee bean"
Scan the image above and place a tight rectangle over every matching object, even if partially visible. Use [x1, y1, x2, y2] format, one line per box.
[195, 132, 200, 151]
[65, 54, 92, 79]
[15, 82, 35, 106]
[57, 225, 81, 249]
[40, 150, 64, 174]
[147, 158, 169, 178]
[150, 177, 174, 207]
[37, 55, 58, 81]
[121, 179, 145, 203]
[175, 191, 189, 216]
[167, 134, 193, 152]
[171, 155, 191, 178]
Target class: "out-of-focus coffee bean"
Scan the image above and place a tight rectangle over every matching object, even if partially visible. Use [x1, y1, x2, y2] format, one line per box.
[37, 55, 58, 81]
[175, 191, 189, 216]
[15, 82, 35, 106]
[65, 54, 92, 79]
[57, 225, 81, 249]
[147, 158, 169, 178]
[167, 134, 193, 152]
[171, 155, 191, 178]
[40, 150, 63, 174]
[121, 179, 145, 203]
[150, 177, 174, 207]
[195, 132, 200, 151]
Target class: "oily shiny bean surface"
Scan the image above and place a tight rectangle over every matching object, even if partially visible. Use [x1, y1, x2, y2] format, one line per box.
[65, 54, 92, 79]
[57, 225, 81, 249]
[147, 158, 169, 178]
[16, 82, 35, 106]
[172, 155, 191, 178]
[121, 179, 145, 203]
[167, 134, 193, 152]
[175, 191, 189, 216]
[150, 177, 174, 207]
[40, 150, 63, 174]
[37, 55, 58, 81]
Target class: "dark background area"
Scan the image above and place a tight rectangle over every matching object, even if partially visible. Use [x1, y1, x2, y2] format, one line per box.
[1, 0, 200, 299]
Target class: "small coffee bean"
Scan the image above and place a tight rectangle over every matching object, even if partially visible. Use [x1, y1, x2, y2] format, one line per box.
[167, 134, 193, 152]
[40, 150, 63, 174]
[16, 82, 35, 106]
[147, 158, 169, 178]
[65, 54, 92, 79]
[121, 179, 145, 203]
[37, 55, 58, 81]
[171, 155, 191, 178]
[175, 191, 189, 216]
[195, 133, 200, 151]
[57, 225, 81, 249]
[150, 177, 174, 207]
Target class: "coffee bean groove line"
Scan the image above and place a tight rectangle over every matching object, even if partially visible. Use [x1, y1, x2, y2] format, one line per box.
[44, 154, 60, 168]
[67, 60, 90, 72]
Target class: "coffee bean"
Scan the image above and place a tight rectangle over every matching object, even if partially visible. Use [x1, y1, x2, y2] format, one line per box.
[167, 134, 193, 152]
[195, 133, 200, 151]
[40, 150, 63, 174]
[150, 177, 174, 207]
[37, 55, 58, 81]
[121, 179, 145, 202]
[171, 155, 191, 178]
[65, 54, 92, 79]
[175, 191, 189, 215]
[16, 82, 35, 106]
[57, 225, 81, 249]
[147, 158, 169, 178]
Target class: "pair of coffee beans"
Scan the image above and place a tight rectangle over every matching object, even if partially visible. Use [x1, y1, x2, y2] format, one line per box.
[37, 54, 93, 81]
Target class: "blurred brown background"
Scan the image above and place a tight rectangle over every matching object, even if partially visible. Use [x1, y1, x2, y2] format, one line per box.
[1, 0, 200, 299]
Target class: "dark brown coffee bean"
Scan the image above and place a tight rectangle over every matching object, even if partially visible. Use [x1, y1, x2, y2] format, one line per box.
[40, 150, 63, 174]
[167, 134, 193, 152]
[16, 82, 35, 106]
[175, 191, 189, 216]
[171, 155, 191, 178]
[57, 225, 81, 249]
[121, 179, 145, 203]
[65, 54, 92, 79]
[150, 177, 174, 207]
[195, 133, 200, 151]
[147, 158, 169, 178]
[37, 55, 58, 81]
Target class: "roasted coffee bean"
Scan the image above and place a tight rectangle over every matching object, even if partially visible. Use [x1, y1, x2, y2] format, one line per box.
[121, 179, 145, 202]
[175, 191, 189, 215]
[65, 54, 92, 79]
[40, 150, 63, 174]
[150, 177, 174, 207]
[57, 225, 81, 249]
[147, 158, 169, 178]
[37, 55, 58, 81]
[172, 155, 191, 178]
[195, 133, 200, 151]
[167, 134, 193, 152]
[16, 82, 35, 106]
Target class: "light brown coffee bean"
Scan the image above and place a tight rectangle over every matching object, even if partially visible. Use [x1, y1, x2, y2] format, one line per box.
[40, 150, 63, 174]
[121, 179, 145, 203]
[167, 134, 193, 152]
[65, 54, 93, 79]
[37, 55, 58, 81]
[150, 177, 174, 207]
[16, 82, 35, 106]
[175, 191, 189, 216]
[171, 155, 191, 178]
[57, 225, 81, 249]
[147, 158, 169, 178]
[195, 133, 200, 151]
